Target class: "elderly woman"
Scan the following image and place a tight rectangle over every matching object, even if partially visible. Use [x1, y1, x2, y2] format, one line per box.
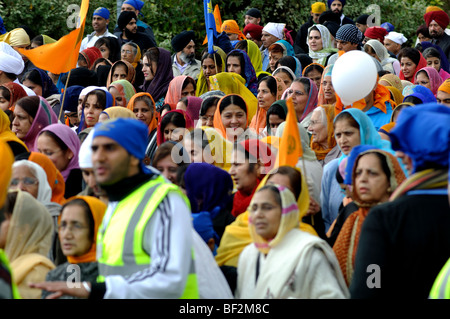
[308, 104, 340, 167]
[236, 184, 349, 298]
[318, 64, 337, 106]
[333, 146, 406, 287]
[285, 77, 319, 130]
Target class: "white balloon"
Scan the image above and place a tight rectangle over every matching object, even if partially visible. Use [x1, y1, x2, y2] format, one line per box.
[331, 50, 378, 106]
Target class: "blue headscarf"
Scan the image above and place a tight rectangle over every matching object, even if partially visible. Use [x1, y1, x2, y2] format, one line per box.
[421, 41, 450, 73]
[0, 16, 6, 35]
[389, 103, 450, 173]
[32, 68, 59, 98]
[93, 117, 150, 173]
[274, 39, 295, 57]
[403, 85, 436, 104]
[226, 49, 258, 96]
[62, 85, 84, 113]
[183, 162, 234, 214]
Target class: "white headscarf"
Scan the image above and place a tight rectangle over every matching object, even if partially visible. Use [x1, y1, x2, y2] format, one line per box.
[307, 24, 335, 66]
[385, 32, 407, 45]
[263, 22, 285, 40]
[0, 42, 24, 74]
[79, 128, 95, 169]
[12, 160, 52, 204]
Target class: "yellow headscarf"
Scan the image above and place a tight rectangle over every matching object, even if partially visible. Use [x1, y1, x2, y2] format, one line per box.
[209, 72, 257, 124]
[385, 85, 404, 106]
[215, 165, 318, 267]
[195, 46, 226, 97]
[0, 28, 30, 47]
[0, 109, 28, 151]
[245, 39, 271, 79]
[200, 126, 233, 172]
[101, 106, 137, 120]
[0, 139, 13, 208]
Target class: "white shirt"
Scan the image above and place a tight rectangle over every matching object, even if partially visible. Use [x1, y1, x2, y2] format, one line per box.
[79, 29, 117, 52]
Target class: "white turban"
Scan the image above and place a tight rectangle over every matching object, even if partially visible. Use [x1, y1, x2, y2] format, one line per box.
[262, 22, 286, 40]
[0, 42, 24, 74]
[79, 128, 95, 169]
[385, 32, 408, 45]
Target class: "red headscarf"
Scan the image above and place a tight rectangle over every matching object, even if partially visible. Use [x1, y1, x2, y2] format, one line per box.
[0, 82, 28, 112]
[80, 47, 103, 70]
[399, 51, 428, 82]
[156, 109, 194, 146]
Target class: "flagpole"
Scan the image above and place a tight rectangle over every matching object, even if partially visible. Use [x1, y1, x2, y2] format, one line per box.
[58, 69, 72, 123]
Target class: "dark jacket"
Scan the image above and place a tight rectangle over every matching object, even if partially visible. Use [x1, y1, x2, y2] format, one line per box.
[294, 17, 314, 54]
[350, 194, 450, 299]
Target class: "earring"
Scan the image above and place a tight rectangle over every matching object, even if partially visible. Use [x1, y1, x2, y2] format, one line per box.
[387, 187, 392, 193]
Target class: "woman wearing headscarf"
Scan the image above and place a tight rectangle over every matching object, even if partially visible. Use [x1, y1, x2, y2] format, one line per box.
[41, 196, 106, 299]
[384, 86, 404, 106]
[235, 40, 271, 81]
[250, 75, 287, 136]
[318, 64, 337, 106]
[209, 73, 257, 124]
[9, 159, 64, 265]
[98, 106, 136, 122]
[1, 189, 55, 299]
[213, 94, 258, 143]
[196, 47, 226, 97]
[236, 184, 348, 298]
[265, 100, 287, 137]
[156, 109, 194, 146]
[225, 49, 258, 96]
[216, 165, 319, 293]
[141, 47, 174, 111]
[308, 104, 340, 167]
[421, 42, 450, 81]
[364, 40, 400, 75]
[0, 82, 28, 112]
[120, 41, 144, 88]
[164, 75, 196, 108]
[414, 66, 443, 96]
[403, 84, 437, 104]
[107, 79, 136, 107]
[78, 47, 103, 70]
[285, 77, 319, 130]
[105, 60, 136, 88]
[126, 92, 158, 164]
[267, 39, 296, 73]
[0, 108, 28, 156]
[12, 96, 57, 152]
[307, 24, 338, 67]
[36, 123, 82, 198]
[398, 47, 428, 83]
[332, 147, 406, 287]
[61, 85, 84, 129]
[379, 73, 404, 93]
[303, 63, 325, 92]
[176, 96, 203, 123]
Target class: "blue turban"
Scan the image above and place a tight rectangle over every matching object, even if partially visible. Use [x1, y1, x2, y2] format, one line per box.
[389, 103, 450, 173]
[328, 0, 346, 8]
[124, 0, 144, 11]
[381, 22, 395, 33]
[93, 7, 110, 19]
[0, 16, 6, 35]
[93, 118, 150, 173]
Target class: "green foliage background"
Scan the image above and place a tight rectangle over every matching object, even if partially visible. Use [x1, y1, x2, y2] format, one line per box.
[0, 0, 448, 52]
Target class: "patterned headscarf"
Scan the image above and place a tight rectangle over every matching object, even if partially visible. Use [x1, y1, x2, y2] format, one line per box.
[108, 79, 136, 106]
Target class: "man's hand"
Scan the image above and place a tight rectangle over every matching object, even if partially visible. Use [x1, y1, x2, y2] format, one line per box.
[29, 281, 91, 299]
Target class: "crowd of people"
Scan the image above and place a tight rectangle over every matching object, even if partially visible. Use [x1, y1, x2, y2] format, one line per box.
[0, 0, 450, 300]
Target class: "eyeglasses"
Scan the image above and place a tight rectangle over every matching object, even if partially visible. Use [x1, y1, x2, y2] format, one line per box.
[58, 222, 88, 233]
[121, 49, 133, 55]
[10, 177, 38, 186]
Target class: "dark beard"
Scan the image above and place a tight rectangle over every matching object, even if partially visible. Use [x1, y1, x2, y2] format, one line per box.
[124, 28, 136, 40]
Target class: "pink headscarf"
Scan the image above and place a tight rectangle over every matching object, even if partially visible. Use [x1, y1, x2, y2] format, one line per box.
[185, 96, 203, 122]
[164, 75, 195, 108]
[37, 123, 81, 180]
[22, 96, 58, 152]
[415, 66, 444, 96]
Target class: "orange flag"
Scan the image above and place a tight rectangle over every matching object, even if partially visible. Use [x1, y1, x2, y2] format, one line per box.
[18, 0, 89, 75]
[276, 96, 303, 168]
[203, 4, 222, 45]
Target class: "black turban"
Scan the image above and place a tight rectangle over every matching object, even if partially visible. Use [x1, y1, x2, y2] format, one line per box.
[171, 30, 196, 52]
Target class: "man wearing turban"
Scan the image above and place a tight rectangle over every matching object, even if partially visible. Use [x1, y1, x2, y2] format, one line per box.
[171, 30, 201, 80]
[327, 0, 354, 26]
[424, 8, 450, 61]
[80, 7, 117, 52]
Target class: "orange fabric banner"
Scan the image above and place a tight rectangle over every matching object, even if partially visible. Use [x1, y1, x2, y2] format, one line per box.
[276, 96, 303, 168]
[18, 0, 89, 74]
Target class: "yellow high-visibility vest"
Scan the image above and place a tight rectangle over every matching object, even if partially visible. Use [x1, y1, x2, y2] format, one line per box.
[96, 176, 199, 298]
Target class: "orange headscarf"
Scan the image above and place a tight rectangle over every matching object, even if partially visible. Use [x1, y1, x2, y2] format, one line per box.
[333, 149, 406, 286]
[249, 76, 287, 134]
[0, 139, 13, 208]
[310, 104, 337, 161]
[438, 79, 450, 94]
[335, 79, 396, 116]
[317, 64, 335, 106]
[221, 20, 247, 40]
[28, 152, 66, 205]
[106, 60, 136, 87]
[126, 92, 158, 134]
[213, 94, 249, 141]
[63, 196, 107, 264]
